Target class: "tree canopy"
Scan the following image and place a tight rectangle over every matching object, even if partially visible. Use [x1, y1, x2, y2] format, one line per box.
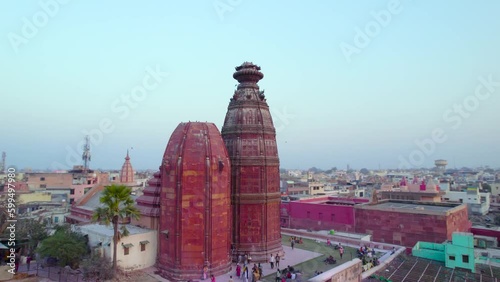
[481, 183, 492, 193]
[16, 218, 48, 255]
[36, 225, 88, 269]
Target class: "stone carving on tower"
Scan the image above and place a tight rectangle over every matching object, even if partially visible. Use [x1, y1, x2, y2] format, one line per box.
[221, 62, 282, 261]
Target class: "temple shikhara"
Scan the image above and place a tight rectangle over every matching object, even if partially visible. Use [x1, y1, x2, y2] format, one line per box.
[135, 62, 281, 281]
[221, 62, 283, 261]
[119, 150, 135, 184]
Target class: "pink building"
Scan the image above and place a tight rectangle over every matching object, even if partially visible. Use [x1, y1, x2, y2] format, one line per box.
[26, 168, 108, 204]
[379, 177, 444, 202]
[280, 196, 369, 232]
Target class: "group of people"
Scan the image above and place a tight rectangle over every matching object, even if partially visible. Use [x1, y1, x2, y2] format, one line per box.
[326, 240, 344, 260]
[268, 253, 280, 269]
[4, 253, 32, 273]
[233, 252, 300, 281]
[357, 245, 379, 272]
[235, 263, 263, 282]
[357, 245, 376, 259]
[323, 255, 337, 265]
[275, 265, 301, 282]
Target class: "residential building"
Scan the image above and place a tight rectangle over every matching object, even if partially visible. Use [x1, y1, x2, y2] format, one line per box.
[76, 224, 157, 271]
[25, 166, 110, 204]
[412, 232, 476, 273]
[442, 187, 490, 215]
[309, 182, 325, 195]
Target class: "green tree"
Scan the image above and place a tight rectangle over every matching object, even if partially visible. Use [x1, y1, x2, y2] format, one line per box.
[16, 218, 48, 255]
[360, 168, 370, 175]
[92, 184, 140, 275]
[481, 183, 492, 193]
[0, 208, 8, 234]
[495, 214, 500, 226]
[36, 225, 87, 268]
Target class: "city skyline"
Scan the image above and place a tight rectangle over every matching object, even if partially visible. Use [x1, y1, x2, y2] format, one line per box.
[2, 1, 500, 171]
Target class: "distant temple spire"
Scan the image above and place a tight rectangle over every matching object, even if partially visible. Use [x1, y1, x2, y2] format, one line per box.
[400, 176, 407, 187]
[120, 150, 134, 183]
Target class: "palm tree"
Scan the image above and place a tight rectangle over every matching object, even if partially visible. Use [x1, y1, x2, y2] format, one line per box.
[92, 184, 140, 275]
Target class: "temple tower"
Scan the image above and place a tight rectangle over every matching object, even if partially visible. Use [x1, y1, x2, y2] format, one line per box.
[134, 171, 161, 230]
[119, 150, 135, 184]
[157, 122, 232, 281]
[221, 62, 282, 261]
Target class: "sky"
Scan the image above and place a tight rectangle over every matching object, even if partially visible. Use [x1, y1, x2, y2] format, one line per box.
[2, 0, 500, 171]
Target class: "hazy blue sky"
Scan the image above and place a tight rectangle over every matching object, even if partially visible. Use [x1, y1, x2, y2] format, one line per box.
[2, 0, 500, 171]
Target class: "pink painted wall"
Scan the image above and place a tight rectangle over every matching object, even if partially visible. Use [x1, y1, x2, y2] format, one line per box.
[281, 202, 361, 232]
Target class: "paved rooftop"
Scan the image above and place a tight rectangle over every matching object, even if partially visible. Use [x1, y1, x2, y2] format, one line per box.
[83, 191, 103, 209]
[77, 223, 154, 236]
[364, 254, 500, 282]
[356, 201, 461, 214]
[142, 245, 323, 281]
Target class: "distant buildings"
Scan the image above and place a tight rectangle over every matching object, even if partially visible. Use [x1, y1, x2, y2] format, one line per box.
[25, 166, 108, 204]
[378, 177, 444, 202]
[67, 151, 142, 224]
[442, 187, 490, 215]
[490, 183, 500, 203]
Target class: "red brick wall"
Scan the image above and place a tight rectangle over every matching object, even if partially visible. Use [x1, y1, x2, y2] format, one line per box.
[446, 206, 472, 239]
[354, 209, 450, 248]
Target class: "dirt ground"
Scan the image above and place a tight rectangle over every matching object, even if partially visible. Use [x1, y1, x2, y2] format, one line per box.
[110, 270, 162, 282]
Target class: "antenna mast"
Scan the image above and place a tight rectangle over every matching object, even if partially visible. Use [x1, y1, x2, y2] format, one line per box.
[0, 152, 5, 174]
[82, 136, 91, 172]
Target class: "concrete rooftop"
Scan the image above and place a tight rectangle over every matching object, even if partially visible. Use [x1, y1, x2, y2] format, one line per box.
[78, 223, 154, 237]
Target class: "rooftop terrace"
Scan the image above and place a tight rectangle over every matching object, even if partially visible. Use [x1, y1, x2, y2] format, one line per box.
[364, 254, 499, 282]
[355, 200, 464, 215]
[77, 223, 153, 237]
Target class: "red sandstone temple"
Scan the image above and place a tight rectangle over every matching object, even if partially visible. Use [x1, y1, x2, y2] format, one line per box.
[119, 150, 135, 184]
[221, 62, 283, 261]
[123, 62, 283, 280]
[155, 122, 232, 280]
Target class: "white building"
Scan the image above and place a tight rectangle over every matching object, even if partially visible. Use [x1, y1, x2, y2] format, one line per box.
[76, 224, 157, 271]
[309, 182, 325, 195]
[490, 183, 500, 203]
[442, 188, 490, 215]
